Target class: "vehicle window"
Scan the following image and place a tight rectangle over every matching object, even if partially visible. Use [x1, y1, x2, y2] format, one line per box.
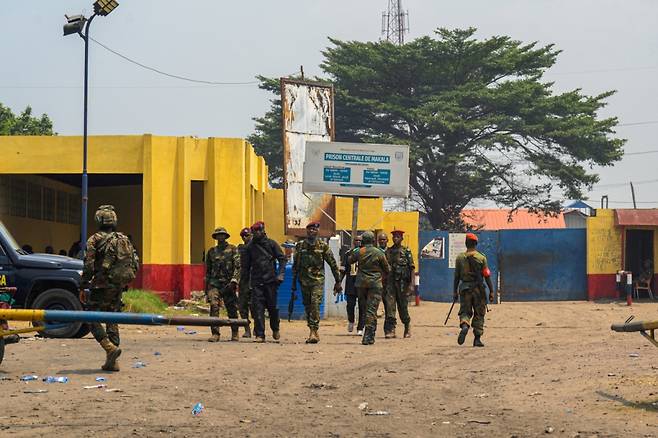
[0, 221, 20, 252]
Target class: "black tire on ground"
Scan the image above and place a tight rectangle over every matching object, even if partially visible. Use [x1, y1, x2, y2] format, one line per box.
[32, 288, 83, 339]
[0, 337, 4, 366]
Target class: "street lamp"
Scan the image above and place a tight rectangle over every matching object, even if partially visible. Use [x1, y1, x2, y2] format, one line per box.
[63, 0, 119, 256]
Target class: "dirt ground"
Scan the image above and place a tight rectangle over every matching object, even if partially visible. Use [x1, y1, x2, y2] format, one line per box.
[2, 300, 658, 437]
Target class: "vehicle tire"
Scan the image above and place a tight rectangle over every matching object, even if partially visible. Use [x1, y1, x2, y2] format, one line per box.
[31, 288, 83, 339]
[0, 337, 4, 366]
[74, 323, 91, 338]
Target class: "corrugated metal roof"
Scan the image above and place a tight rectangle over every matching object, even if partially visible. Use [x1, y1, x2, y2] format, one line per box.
[461, 209, 565, 230]
[615, 209, 658, 226]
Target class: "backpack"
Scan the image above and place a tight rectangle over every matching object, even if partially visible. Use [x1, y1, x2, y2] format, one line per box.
[99, 232, 140, 287]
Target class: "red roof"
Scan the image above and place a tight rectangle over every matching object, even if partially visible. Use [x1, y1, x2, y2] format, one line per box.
[615, 209, 658, 227]
[461, 209, 565, 230]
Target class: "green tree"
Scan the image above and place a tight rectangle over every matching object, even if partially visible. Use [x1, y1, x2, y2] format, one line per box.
[0, 103, 54, 135]
[252, 28, 624, 229]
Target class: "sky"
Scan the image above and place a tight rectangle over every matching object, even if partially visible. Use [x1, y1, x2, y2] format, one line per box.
[1, 0, 657, 208]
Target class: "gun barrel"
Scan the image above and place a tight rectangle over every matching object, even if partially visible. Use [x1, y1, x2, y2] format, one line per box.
[0, 309, 248, 327]
[611, 320, 658, 332]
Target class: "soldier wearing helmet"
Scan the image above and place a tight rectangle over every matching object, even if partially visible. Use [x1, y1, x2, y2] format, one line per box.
[205, 227, 241, 342]
[82, 205, 138, 372]
[453, 233, 495, 347]
[348, 231, 390, 345]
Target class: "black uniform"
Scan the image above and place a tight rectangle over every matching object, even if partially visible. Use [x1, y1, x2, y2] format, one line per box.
[240, 234, 286, 339]
[342, 250, 366, 331]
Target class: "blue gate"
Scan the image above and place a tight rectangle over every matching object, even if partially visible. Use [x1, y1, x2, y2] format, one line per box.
[498, 229, 587, 301]
[419, 230, 499, 302]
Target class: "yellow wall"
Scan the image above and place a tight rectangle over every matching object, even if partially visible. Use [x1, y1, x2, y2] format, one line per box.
[263, 189, 287, 245]
[383, 211, 420, 267]
[586, 209, 622, 274]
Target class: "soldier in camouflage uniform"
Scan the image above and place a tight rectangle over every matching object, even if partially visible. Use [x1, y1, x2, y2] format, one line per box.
[82, 205, 129, 372]
[453, 233, 495, 347]
[292, 222, 342, 344]
[348, 231, 390, 345]
[237, 227, 252, 338]
[205, 227, 241, 342]
[384, 230, 415, 339]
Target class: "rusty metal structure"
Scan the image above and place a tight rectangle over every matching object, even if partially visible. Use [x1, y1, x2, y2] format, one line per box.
[280, 78, 336, 237]
[381, 0, 409, 45]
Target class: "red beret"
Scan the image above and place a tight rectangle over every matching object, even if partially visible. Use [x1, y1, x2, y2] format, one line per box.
[306, 221, 321, 229]
[250, 221, 265, 231]
[240, 227, 251, 237]
[465, 232, 478, 242]
[391, 230, 405, 236]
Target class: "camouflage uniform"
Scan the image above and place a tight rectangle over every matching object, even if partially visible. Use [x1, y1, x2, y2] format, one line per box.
[83, 230, 123, 347]
[292, 238, 341, 332]
[384, 244, 415, 335]
[348, 232, 390, 345]
[205, 240, 241, 338]
[455, 250, 489, 336]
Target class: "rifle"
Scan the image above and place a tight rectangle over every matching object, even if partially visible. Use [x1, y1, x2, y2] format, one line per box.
[289, 272, 298, 322]
[444, 298, 456, 325]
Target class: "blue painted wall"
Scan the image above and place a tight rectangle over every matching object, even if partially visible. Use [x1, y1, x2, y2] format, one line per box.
[498, 229, 587, 301]
[419, 228, 586, 302]
[277, 263, 318, 320]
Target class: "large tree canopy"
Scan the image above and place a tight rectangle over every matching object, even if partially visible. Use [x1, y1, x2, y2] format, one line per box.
[250, 28, 624, 229]
[0, 103, 54, 136]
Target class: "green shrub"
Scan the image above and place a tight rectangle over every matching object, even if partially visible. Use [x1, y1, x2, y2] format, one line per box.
[122, 289, 168, 314]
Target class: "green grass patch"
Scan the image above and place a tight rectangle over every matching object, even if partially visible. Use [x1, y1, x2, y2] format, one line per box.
[123, 289, 168, 314]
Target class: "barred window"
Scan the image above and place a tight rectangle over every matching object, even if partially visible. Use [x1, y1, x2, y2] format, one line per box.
[43, 187, 55, 221]
[10, 177, 26, 217]
[0, 176, 9, 215]
[56, 190, 68, 223]
[68, 193, 80, 225]
[27, 182, 42, 220]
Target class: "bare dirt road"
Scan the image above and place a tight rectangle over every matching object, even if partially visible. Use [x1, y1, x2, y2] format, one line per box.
[1, 301, 658, 437]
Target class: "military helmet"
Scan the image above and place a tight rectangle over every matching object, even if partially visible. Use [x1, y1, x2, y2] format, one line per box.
[361, 231, 375, 244]
[212, 227, 230, 238]
[94, 205, 117, 227]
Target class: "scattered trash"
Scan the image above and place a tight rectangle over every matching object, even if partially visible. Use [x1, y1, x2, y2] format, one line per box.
[105, 388, 123, 393]
[607, 373, 617, 377]
[20, 375, 38, 381]
[474, 393, 489, 398]
[528, 391, 542, 396]
[536, 322, 544, 326]
[385, 369, 397, 374]
[545, 426, 555, 434]
[365, 411, 390, 416]
[629, 353, 640, 358]
[43, 376, 69, 383]
[24, 389, 48, 394]
[0, 376, 12, 381]
[442, 421, 451, 425]
[154, 351, 162, 356]
[185, 330, 197, 335]
[358, 402, 369, 411]
[326, 405, 333, 408]
[308, 382, 338, 390]
[83, 384, 107, 389]
[468, 419, 491, 424]
[95, 377, 107, 382]
[550, 378, 560, 383]
[132, 361, 147, 368]
[192, 402, 205, 416]
[240, 419, 252, 424]
[176, 326, 185, 331]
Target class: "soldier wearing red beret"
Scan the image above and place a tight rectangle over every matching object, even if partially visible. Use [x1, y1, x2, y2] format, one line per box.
[383, 230, 415, 339]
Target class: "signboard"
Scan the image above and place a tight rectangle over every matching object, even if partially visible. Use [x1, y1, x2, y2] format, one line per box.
[303, 141, 410, 197]
[421, 237, 445, 259]
[448, 233, 466, 268]
[281, 79, 336, 236]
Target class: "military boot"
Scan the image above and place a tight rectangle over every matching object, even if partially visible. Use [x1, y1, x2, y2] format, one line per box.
[242, 325, 252, 338]
[473, 335, 484, 347]
[384, 329, 396, 339]
[207, 333, 220, 343]
[403, 323, 411, 338]
[231, 327, 239, 342]
[99, 338, 122, 372]
[272, 330, 281, 341]
[457, 323, 469, 345]
[362, 327, 376, 345]
[254, 336, 265, 343]
[310, 329, 320, 343]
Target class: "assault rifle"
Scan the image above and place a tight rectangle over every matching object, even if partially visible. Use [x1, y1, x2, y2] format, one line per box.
[611, 316, 658, 348]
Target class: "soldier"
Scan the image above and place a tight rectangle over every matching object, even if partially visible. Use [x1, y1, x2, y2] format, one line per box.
[82, 205, 139, 371]
[292, 222, 342, 344]
[241, 221, 286, 343]
[453, 233, 494, 347]
[348, 231, 390, 345]
[383, 230, 415, 339]
[237, 227, 253, 338]
[340, 235, 365, 335]
[205, 227, 241, 343]
[377, 232, 389, 251]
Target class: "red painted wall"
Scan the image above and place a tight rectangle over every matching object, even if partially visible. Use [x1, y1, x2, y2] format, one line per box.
[587, 274, 618, 300]
[134, 264, 205, 304]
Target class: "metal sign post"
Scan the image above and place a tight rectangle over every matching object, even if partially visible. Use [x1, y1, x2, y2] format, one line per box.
[351, 196, 359, 248]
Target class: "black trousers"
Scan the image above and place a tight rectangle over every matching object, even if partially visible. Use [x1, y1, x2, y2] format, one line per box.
[346, 293, 366, 331]
[250, 282, 280, 338]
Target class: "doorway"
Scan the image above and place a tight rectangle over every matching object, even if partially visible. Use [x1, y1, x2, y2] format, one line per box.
[190, 181, 205, 264]
[625, 229, 654, 280]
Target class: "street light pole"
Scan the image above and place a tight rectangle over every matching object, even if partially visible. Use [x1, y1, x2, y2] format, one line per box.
[80, 13, 97, 254]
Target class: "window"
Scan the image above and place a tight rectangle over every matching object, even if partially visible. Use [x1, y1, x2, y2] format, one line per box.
[68, 193, 80, 225]
[27, 182, 42, 220]
[56, 190, 68, 223]
[43, 187, 55, 221]
[10, 177, 26, 217]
